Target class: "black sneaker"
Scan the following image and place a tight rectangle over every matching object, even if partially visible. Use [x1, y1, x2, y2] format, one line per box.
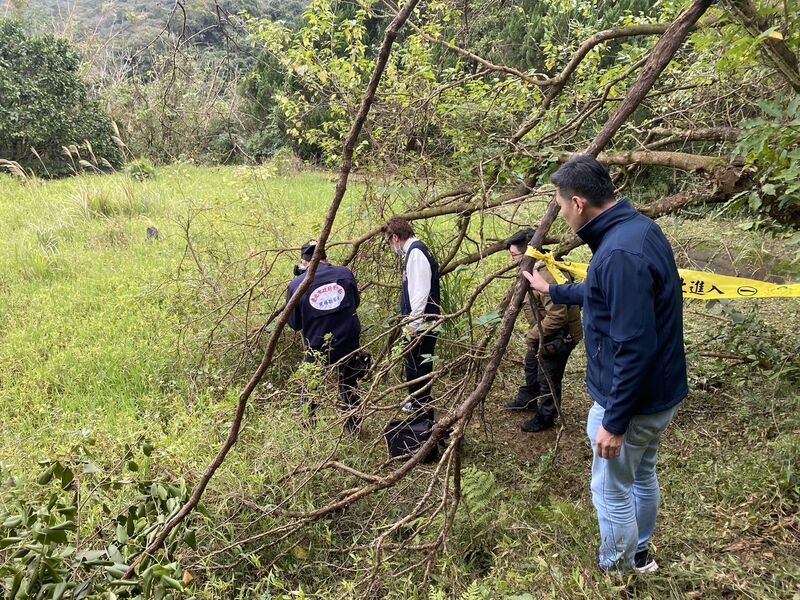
[520, 416, 553, 433]
[634, 548, 658, 573]
[504, 397, 536, 411]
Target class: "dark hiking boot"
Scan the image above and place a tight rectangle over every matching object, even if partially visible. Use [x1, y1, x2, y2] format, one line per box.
[520, 416, 553, 433]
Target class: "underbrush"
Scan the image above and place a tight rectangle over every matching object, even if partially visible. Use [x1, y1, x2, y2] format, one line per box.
[1, 168, 798, 598]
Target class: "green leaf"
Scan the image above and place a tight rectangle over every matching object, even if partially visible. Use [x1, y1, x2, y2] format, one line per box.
[52, 581, 69, 600]
[59, 466, 75, 489]
[115, 523, 129, 544]
[107, 544, 125, 564]
[156, 484, 168, 501]
[77, 549, 107, 562]
[104, 563, 129, 578]
[2, 515, 24, 528]
[38, 464, 56, 485]
[761, 183, 777, 196]
[43, 527, 69, 544]
[49, 520, 76, 532]
[184, 529, 197, 550]
[475, 311, 500, 326]
[81, 462, 101, 475]
[159, 576, 184, 591]
[107, 579, 138, 588]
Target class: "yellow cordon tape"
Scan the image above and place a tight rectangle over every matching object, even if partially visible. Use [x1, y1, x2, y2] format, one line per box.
[524, 246, 800, 300]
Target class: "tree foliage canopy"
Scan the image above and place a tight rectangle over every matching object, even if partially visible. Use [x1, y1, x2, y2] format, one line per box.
[244, 0, 799, 226]
[0, 19, 123, 176]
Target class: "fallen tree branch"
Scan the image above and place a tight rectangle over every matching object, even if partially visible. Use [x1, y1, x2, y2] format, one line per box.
[597, 149, 725, 172]
[339, 191, 540, 266]
[647, 126, 742, 148]
[526, 148, 738, 181]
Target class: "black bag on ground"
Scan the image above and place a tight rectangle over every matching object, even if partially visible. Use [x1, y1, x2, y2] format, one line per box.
[384, 418, 441, 464]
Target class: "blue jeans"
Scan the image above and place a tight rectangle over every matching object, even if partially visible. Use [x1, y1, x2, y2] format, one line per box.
[586, 401, 681, 570]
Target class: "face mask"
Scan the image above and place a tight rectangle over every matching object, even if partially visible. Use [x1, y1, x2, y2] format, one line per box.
[293, 264, 307, 276]
[394, 247, 404, 256]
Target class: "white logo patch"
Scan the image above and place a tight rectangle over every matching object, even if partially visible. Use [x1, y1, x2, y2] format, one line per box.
[309, 283, 346, 311]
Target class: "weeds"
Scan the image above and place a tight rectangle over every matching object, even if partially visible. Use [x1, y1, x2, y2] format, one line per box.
[0, 167, 797, 598]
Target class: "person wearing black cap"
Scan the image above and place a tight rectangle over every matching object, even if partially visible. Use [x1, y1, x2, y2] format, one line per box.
[287, 241, 363, 432]
[506, 229, 582, 432]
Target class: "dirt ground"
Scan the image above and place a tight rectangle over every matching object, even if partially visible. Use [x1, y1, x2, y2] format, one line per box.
[467, 363, 596, 499]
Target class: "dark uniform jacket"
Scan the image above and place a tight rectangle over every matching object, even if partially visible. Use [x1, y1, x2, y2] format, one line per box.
[287, 263, 361, 356]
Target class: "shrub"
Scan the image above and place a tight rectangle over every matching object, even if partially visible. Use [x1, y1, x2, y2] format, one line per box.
[0, 19, 123, 177]
[126, 158, 157, 181]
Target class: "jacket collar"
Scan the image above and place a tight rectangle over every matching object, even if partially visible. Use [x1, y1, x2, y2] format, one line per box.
[576, 198, 636, 252]
[402, 237, 418, 254]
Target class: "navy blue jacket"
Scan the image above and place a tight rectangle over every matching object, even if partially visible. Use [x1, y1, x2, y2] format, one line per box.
[287, 263, 361, 356]
[550, 200, 687, 434]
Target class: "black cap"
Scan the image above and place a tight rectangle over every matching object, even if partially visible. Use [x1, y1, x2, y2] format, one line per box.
[301, 240, 326, 261]
[506, 229, 536, 249]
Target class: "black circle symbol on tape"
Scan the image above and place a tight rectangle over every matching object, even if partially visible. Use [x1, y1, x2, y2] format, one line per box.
[737, 286, 757, 296]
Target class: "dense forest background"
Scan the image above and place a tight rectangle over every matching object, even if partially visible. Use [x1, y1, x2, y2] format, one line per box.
[3, 0, 799, 225]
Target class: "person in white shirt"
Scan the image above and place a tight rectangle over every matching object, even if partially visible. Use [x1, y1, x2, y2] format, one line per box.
[383, 218, 441, 421]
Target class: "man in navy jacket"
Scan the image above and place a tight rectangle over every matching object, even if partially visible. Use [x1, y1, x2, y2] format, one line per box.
[287, 241, 363, 432]
[524, 155, 687, 573]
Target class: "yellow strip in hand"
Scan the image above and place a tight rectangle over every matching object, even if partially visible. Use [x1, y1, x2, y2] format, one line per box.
[524, 246, 800, 300]
[524, 246, 587, 284]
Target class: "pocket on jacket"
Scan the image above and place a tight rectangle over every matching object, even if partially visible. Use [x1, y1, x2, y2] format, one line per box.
[597, 338, 612, 394]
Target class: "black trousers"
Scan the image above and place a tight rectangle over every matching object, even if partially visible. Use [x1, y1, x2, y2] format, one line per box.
[404, 331, 437, 420]
[303, 345, 361, 418]
[516, 338, 577, 423]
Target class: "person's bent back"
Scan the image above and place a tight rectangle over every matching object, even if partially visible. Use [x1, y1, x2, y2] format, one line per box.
[288, 261, 361, 363]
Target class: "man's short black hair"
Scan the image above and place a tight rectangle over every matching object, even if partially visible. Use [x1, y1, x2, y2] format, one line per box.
[301, 241, 326, 261]
[506, 228, 535, 250]
[550, 155, 615, 208]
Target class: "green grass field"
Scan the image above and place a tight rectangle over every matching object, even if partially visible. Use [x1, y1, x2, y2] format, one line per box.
[1, 166, 798, 599]
[0, 166, 352, 466]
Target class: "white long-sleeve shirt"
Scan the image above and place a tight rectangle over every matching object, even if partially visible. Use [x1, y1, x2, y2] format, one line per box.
[403, 237, 432, 329]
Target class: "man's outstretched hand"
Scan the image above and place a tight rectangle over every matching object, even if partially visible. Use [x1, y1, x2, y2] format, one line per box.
[521, 267, 551, 294]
